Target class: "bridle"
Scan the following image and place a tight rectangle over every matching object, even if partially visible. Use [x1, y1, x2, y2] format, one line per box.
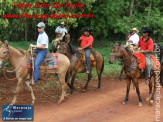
[0, 46, 28, 80]
[111, 45, 138, 73]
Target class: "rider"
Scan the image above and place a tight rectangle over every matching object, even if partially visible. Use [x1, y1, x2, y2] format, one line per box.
[126, 28, 139, 46]
[30, 22, 49, 85]
[77, 27, 94, 74]
[134, 27, 153, 84]
[52, 22, 68, 50]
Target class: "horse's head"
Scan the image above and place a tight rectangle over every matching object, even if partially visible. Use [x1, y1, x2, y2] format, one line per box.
[62, 33, 70, 43]
[0, 41, 9, 68]
[57, 42, 69, 55]
[109, 42, 123, 64]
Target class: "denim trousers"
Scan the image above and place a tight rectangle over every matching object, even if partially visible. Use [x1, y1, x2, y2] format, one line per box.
[85, 48, 91, 71]
[34, 49, 47, 83]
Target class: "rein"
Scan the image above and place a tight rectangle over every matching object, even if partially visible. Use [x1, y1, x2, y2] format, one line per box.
[111, 46, 138, 73]
[1, 47, 29, 80]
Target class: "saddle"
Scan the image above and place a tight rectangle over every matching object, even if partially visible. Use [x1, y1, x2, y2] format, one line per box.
[78, 50, 96, 66]
[132, 53, 160, 70]
[28, 53, 58, 70]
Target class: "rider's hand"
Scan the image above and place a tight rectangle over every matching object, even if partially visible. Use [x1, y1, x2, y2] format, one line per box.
[30, 44, 36, 48]
[78, 47, 83, 51]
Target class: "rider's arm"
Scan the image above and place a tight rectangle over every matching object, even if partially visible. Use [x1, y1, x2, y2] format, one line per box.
[77, 37, 82, 42]
[30, 44, 46, 49]
[55, 32, 63, 35]
[81, 44, 90, 50]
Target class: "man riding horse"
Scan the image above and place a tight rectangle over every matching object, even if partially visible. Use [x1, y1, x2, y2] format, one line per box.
[51, 22, 68, 51]
[77, 27, 94, 74]
[134, 27, 154, 84]
[30, 22, 49, 86]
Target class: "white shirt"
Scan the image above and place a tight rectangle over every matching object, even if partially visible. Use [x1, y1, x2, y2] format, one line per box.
[36, 31, 49, 49]
[126, 33, 139, 45]
[55, 26, 67, 37]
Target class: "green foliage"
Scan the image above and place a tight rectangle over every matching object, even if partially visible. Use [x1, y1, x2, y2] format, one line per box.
[0, 0, 163, 42]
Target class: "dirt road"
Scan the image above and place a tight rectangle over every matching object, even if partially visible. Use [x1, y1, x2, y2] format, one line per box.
[0, 73, 162, 122]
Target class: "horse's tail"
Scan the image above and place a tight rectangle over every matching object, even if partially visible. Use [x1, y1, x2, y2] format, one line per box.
[65, 68, 70, 83]
[101, 55, 104, 74]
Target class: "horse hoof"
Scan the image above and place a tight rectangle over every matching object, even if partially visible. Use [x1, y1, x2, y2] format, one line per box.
[57, 101, 61, 104]
[122, 101, 126, 105]
[138, 102, 143, 107]
[149, 100, 153, 105]
[145, 98, 150, 102]
[82, 89, 87, 92]
[95, 87, 100, 91]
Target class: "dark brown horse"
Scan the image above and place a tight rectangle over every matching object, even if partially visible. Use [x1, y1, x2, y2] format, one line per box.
[57, 42, 104, 93]
[109, 43, 160, 107]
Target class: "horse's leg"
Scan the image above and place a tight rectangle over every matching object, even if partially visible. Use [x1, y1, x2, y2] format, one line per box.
[25, 80, 35, 105]
[149, 74, 157, 105]
[134, 79, 143, 107]
[10, 78, 24, 105]
[82, 73, 92, 92]
[146, 82, 152, 102]
[70, 74, 76, 94]
[122, 78, 131, 104]
[119, 66, 124, 81]
[57, 73, 68, 104]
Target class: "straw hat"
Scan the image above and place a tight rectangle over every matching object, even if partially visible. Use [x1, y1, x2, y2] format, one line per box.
[131, 28, 139, 33]
[61, 22, 65, 25]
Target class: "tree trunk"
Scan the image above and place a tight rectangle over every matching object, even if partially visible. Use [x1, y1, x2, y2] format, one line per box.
[126, 0, 135, 40]
[147, 0, 152, 25]
[24, 19, 28, 41]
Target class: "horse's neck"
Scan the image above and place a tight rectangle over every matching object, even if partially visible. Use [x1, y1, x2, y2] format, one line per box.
[67, 47, 73, 59]
[8, 46, 25, 68]
[122, 50, 133, 66]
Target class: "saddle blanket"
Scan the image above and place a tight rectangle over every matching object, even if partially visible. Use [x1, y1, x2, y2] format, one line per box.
[28, 53, 58, 70]
[132, 53, 160, 69]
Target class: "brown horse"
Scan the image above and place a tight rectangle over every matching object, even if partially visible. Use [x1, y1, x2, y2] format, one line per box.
[51, 33, 70, 52]
[0, 41, 70, 105]
[57, 42, 104, 93]
[109, 43, 160, 107]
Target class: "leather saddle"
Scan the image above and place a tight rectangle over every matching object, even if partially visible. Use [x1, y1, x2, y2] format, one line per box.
[28, 53, 58, 69]
[78, 50, 96, 66]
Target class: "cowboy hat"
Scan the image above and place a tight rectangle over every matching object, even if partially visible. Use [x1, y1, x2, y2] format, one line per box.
[61, 22, 65, 25]
[131, 28, 139, 33]
[141, 27, 152, 33]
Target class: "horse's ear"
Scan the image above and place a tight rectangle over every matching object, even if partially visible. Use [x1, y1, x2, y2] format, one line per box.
[0, 41, 3, 46]
[118, 42, 122, 46]
[5, 40, 8, 47]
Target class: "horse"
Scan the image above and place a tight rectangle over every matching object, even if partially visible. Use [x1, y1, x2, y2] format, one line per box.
[0, 41, 70, 105]
[57, 42, 104, 93]
[109, 43, 160, 107]
[51, 33, 70, 53]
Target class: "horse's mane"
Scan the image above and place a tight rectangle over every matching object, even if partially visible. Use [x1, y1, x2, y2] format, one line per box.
[16, 48, 28, 54]
[67, 43, 80, 57]
[124, 47, 134, 57]
[9, 46, 27, 55]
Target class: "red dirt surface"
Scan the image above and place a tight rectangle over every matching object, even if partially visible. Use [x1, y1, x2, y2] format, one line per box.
[0, 72, 162, 122]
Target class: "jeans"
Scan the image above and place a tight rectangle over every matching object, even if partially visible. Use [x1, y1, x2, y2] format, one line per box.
[85, 48, 91, 71]
[145, 53, 151, 78]
[34, 49, 47, 83]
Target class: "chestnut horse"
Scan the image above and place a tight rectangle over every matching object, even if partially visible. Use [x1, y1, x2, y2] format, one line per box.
[0, 41, 70, 105]
[109, 43, 160, 107]
[57, 42, 104, 93]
